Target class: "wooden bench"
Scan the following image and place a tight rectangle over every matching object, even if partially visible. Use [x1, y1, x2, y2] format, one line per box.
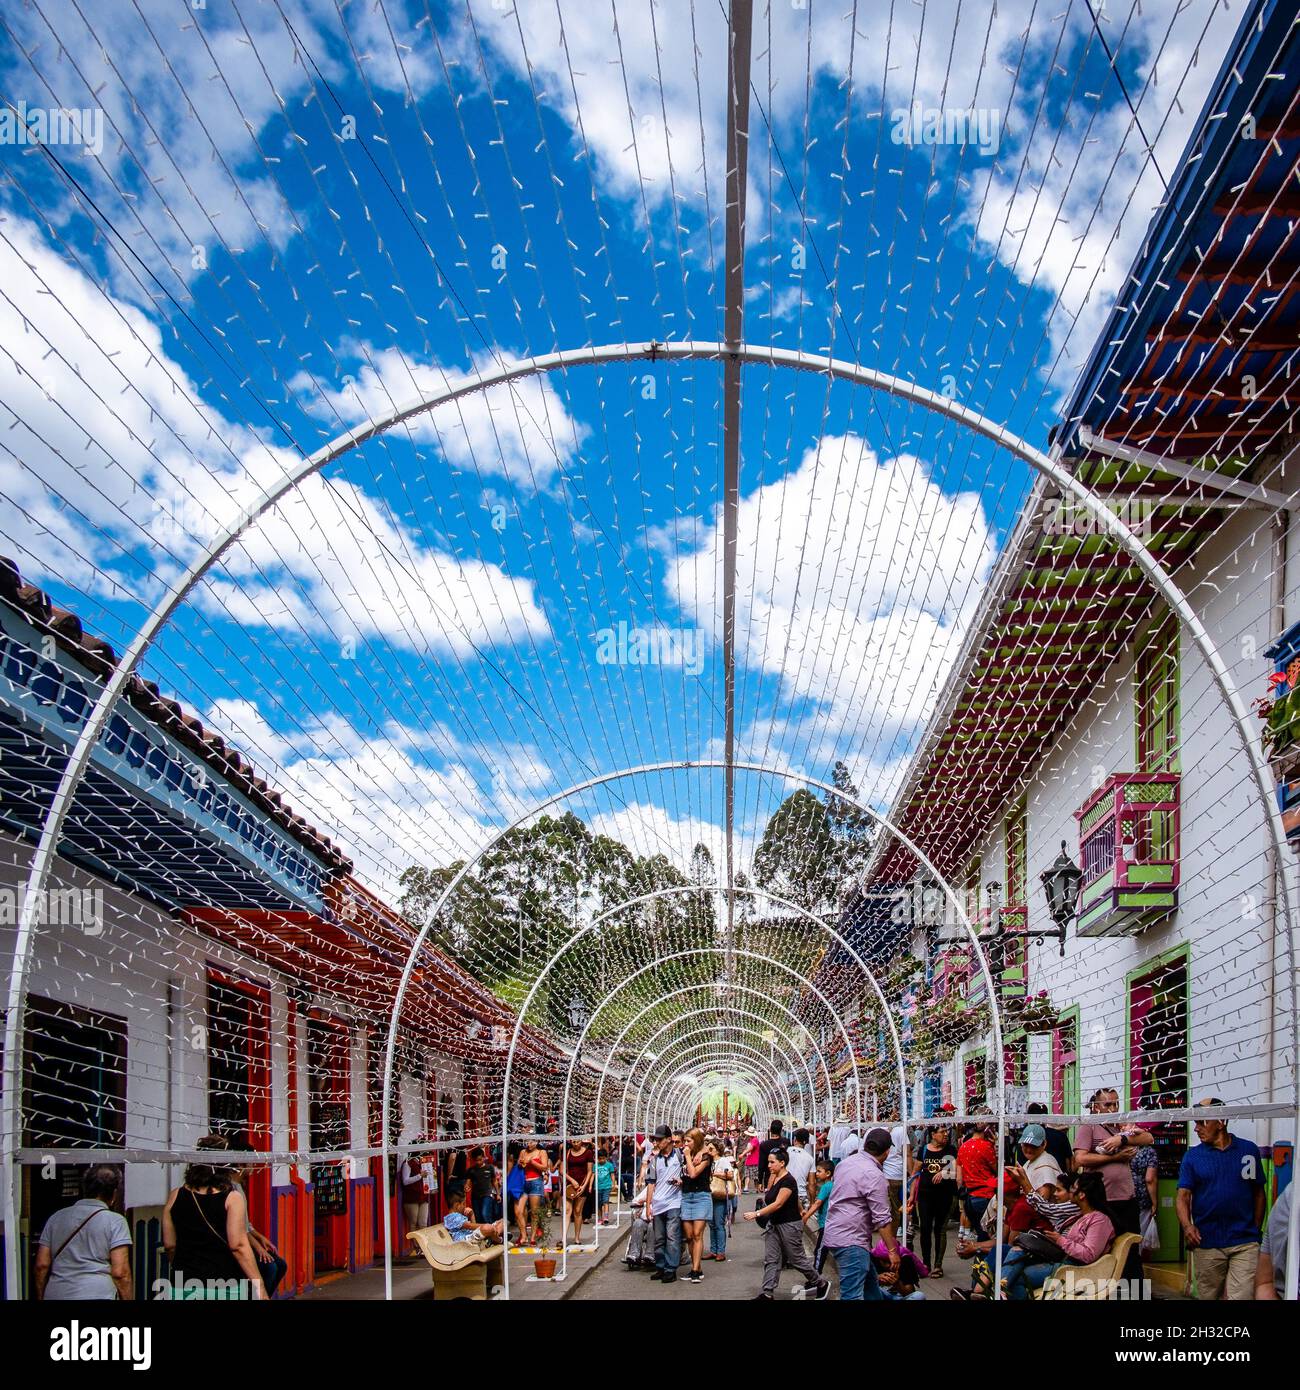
[407, 1224, 504, 1300]
[1034, 1232, 1142, 1300]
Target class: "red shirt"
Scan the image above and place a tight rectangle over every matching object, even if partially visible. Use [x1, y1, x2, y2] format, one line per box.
[957, 1134, 1015, 1199]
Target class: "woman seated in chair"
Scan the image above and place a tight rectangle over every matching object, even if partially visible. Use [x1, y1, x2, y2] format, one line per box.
[953, 1170, 1113, 1300]
[1005, 1171, 1115, 1301]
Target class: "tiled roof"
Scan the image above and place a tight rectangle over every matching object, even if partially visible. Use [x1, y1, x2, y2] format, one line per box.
[0, 554, 352, 873]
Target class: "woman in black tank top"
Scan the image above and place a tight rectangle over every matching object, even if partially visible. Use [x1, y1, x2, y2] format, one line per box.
[162, 1146, 267, 1300]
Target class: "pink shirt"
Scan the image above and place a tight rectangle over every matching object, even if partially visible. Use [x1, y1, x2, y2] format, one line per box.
[1056, 1210, 1114, 1265]
[1073, 1123, 1149, 1203]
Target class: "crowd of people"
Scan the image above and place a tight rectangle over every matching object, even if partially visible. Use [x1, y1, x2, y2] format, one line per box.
[602, 1088, 1293, 1301]
[27, 1091, 1294, 1301]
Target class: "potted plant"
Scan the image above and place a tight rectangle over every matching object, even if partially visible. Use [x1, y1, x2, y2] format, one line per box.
[1013, 991, 1060, 1034]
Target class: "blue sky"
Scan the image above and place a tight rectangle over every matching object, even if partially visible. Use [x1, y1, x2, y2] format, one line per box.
[0, 0, 1243, 896]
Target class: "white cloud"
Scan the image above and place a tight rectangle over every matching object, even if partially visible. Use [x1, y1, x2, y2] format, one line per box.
[658, 434, 994, 758]
[291, 346, 587, 491]
[964, 0, 1242, 395]
[591, 800, 730, 876]
[203, 471, 552, 654]
[0, 215, 551, 658]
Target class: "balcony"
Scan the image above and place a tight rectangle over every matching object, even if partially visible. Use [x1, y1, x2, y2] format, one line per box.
[1074, 773, 1180, 937]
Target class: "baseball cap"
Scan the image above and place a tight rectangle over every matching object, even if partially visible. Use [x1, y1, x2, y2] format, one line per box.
[652, 1124, 673, 1140]
[1020, 1123, 1047, 1147]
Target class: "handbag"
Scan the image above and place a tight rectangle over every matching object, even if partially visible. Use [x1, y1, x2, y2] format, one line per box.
[710, 1175, 729, 1201]
[1139, 1207, 1161, 1255]
[1012, 1227, 1062, 1263]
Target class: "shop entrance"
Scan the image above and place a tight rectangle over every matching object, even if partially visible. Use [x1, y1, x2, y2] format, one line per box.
[206, 969, 272, 1235]
[307, 1014, 351, 1274]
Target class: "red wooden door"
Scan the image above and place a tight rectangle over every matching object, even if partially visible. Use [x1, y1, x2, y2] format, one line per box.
[207, 968, 272, 1234]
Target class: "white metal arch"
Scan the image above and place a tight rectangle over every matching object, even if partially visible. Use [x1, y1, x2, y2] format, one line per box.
[506, 878, 925, 1297]
[591, 978, 837, 1214]
[631, 1034, 799, 1133]
[554, 889, 854, 1169]
[592, 1002, 825, 1148]
[633, 1043, 792, 1153]
[557, 1007, 817, 1277]
[618, 1019, 809, 1130]
[4, 337, 1293, 1302]
[635, 1035, 796, 1126]
[634, 1039, 795, 1134]
[507, 939, 873, 1298]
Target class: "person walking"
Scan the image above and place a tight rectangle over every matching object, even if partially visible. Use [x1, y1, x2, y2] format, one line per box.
[33, 1166, 133, 1301]
[520, 1137, 550, 1244]
[912, 1123, 959, 1277]
[802, 1158, 835, 1270]
[619, 1134, 637, 1202]
[741, 1128, 760, 1192]
[564, 1137, 595, 1248]
[743, 1146, 829, 1300]
[678, 1127, 713, 1282]
[757, 1120, 785, 1194]
[644, 1124, 684, 1283]
[1177, 1100, 1266, 1301]
[883, 1110, 910, 1228]
[505, 1146, 529, 1245]
[705, 1136, 736, 1260]
[821, 1127, 900, 1300]
[162, 1145, 266, 1300]
[786, 1127, 816, 1260]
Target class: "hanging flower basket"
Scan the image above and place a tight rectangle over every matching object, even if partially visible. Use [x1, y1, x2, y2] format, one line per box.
[1010, 991, 1060, 1034]
[910, 997, 990, 1063]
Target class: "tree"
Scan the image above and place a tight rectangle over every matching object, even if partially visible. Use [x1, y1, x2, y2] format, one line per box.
[825, 760, 877, 890]
[688, 841, 716, 887]
[752, 789, 838, 916]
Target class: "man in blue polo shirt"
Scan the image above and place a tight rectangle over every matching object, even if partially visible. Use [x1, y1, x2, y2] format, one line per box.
[1176, 1099, 1265, 1301]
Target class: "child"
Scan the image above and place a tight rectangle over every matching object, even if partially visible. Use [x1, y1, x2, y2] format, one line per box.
[874, 1242, 928, 1300]
[595, 1147, 616, 1226]
[802, 1158, 835, 1270]
[506, 1146, 528, 1246]
[442, 1179, 503, 1246]
[622, 1184, 654, 1270]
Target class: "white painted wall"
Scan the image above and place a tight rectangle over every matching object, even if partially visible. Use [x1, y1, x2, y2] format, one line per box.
[934, 456, 1300, 1145]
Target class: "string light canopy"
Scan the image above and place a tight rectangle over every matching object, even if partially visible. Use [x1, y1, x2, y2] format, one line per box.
[0, 0, 1296, 1304]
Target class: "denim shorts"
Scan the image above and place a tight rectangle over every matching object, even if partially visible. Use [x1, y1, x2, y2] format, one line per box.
[679, 1190, 713, 1221]
[524, 1177, 545, 1197]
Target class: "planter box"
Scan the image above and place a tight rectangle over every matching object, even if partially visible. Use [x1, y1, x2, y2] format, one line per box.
[1265, 623, 1300, 841]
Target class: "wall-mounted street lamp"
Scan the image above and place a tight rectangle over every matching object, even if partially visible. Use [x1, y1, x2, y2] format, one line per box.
[972, 845, 1080, 959]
